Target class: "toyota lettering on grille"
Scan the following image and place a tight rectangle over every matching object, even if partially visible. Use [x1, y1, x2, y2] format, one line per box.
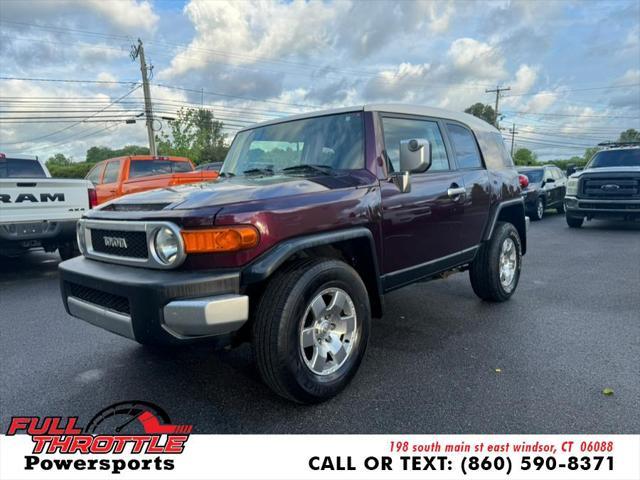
[601, 184, 620, 191]
[103, 236, 128, 248]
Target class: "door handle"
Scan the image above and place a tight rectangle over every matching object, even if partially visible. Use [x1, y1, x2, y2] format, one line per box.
[447, 186, 466, 198]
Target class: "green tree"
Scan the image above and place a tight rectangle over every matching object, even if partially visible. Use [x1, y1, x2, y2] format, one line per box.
[513, 148, 538, 166]
[85, 145, 149, 163]
[464, 103, 496, 125]
[157, 108, 228, 165]
[46, 153, 71, 167]
[47, 162, 96, 178]
[618, 128, 640, 142]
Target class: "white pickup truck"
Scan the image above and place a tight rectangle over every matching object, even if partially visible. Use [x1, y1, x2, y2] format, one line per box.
[0, 154, 95, 259]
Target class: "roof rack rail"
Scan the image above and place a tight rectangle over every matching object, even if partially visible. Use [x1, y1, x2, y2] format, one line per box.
[597, 141, 640, 148]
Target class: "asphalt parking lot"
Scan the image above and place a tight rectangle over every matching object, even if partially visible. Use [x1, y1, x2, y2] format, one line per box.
[1, 212, 639, 434]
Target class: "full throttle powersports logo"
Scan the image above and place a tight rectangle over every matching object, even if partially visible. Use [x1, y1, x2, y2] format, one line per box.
[6, 401, 193, 474]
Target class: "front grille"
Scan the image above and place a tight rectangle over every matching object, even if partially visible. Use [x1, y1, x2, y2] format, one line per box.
[581, 177, 640, 199]
[66, 282, 130, 315]
[90, 229, 148, 258]
[578, 202, 640, 210]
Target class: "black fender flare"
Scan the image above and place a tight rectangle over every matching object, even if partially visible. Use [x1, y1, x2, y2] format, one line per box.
[483, 197, 527, 254]
[241, 227, 384, 317]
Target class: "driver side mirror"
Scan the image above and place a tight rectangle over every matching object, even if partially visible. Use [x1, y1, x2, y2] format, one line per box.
[400, 138, 432, 173]
[391, 139, 432, 194]
[545, 178, 555, 184]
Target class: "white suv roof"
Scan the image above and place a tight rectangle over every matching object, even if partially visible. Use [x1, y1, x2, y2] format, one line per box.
[239, 104, 499, 134]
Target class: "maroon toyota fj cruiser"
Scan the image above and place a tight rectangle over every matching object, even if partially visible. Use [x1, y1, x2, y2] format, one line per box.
[59, 104, 527, 403]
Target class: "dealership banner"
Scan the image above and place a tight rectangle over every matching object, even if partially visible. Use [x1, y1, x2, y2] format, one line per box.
[1, 433, 638, 480]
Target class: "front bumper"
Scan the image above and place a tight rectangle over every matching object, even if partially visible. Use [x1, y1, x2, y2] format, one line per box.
[0, 219, 76, 249]
[565, 196, 640, 219]
[59, 256, 248, 344]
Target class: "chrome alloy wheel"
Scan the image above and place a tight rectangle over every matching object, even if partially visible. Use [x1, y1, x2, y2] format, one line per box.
[299, 288, 357, 376]
[537, 199, 544, 219]
[499, 238, 518, 292]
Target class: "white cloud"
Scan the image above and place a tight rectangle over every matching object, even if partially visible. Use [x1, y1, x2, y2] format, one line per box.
[512, 65, 537, 94]
[522, 91, 558, 113]
[447, 38, 505, 78]
[0, 0, 158, 33]
[82, 0, 158, 32]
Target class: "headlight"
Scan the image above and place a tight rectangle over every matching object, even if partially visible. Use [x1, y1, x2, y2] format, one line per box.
[154, 227, 180, 265]
[76, 221, 86, 254]
[566, 178, 579, 196]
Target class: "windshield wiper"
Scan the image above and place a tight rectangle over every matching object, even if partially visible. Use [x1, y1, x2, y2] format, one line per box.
[242, 167, 274, 176]
[281, 164, 335, 175]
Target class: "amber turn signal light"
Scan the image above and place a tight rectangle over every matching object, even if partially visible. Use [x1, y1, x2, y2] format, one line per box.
[181, 226, 260, 253]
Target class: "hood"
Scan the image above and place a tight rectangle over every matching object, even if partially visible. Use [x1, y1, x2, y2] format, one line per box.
[101, 173, 367, 211]
[572, 166, 640, 178]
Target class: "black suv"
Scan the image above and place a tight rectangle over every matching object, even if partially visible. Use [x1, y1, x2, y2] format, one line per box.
[518, 165, 567, 221]
[564, 143, 640, 227]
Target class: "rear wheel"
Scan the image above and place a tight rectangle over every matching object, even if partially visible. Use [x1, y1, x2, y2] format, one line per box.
[566, 215, 584, 228]
[252, 258, 371, 403]
[469, 222, 522, 302]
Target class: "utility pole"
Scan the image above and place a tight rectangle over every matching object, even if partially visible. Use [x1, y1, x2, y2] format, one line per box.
[485, 85, 510, 129]
[130, 39, 156, 156]
[507, 123, 518, 156]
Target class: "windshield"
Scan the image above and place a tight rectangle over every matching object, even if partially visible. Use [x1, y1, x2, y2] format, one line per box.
[587, 149, 640, 168]
[519, 169, 543, 183]
[0, 157, 47, 178]
[221, 112, 364, 176]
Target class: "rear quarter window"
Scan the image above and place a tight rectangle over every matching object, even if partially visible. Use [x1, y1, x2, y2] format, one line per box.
[446, 123, 483, 169]
[476, 131, 514, 169]
[129, 160, 192, 178]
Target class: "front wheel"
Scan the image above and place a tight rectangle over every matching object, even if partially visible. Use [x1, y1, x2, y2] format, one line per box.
[531, 197, 544, 221]
[469, 222, 522, 302]
[252, 258, 371, 403]
[566, 215, 584, 228]
[556, 201, 566, 213]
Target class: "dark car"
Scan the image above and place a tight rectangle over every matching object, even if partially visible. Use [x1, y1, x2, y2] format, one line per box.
[59, 104, 527, 403]
[564, 143, 640, 228]
[195, 161, 223, 172]
[518, 165, 567, 220]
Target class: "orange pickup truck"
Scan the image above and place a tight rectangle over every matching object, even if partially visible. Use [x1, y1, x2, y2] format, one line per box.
[85, 155, 218, 205]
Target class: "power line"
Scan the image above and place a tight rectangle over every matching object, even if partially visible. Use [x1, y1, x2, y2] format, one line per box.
[0, 76, 139, 85]
[1, 84, 141, 145]
[504, 83, 640, 98]
[502, 110, 640, 119]
[152, 82, 319, 110]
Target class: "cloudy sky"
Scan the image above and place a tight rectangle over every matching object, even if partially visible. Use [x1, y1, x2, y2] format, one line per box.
[1, 0, 639, 161]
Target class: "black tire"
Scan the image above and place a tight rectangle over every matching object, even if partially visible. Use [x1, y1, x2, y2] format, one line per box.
[58, 242, 80, 261]
[531, 197, 544, 221]
[252, 258, 371, 404]
[469, 222, 522, 302]
[566, 215, 584, 228]
[556, 201, 565, 213]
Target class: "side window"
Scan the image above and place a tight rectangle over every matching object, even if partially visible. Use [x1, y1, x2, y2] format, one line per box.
[545, 168, 555, 181]
[555, 167, 565, 179]
[446, 123, 483, 169]
[86, 163, 105, 184]
[102, 161, 120, 184]
[381, 117, 449, 172]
